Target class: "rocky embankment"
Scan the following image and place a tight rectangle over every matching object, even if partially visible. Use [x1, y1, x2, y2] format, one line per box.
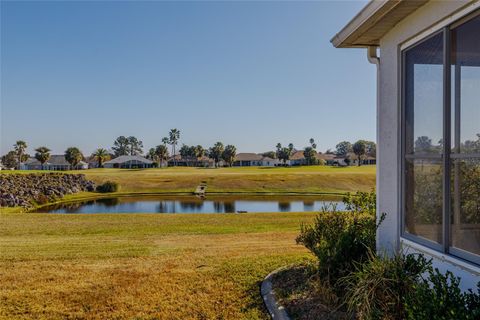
[0, 173, 95, 208]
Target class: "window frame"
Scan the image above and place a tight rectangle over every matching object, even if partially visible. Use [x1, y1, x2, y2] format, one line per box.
[400, 9, 480, 266]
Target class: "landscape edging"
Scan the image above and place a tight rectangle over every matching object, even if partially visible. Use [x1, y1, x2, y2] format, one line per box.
[261, 267, 291, 320]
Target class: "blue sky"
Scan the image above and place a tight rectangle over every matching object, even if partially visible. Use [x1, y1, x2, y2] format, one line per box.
[1, 0, 374, 155]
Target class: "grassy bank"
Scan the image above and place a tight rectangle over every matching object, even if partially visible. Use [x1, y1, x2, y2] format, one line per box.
[0, 212, 316, 319]
[22, 165, 379, 195]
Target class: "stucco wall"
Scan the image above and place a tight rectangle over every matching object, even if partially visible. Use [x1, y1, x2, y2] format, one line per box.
[376, 0, 479, 291]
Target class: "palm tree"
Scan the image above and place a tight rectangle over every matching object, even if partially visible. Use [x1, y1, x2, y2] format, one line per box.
[14, 140, 28, 169]
[34, 147, 51, 170]
[155, 145, 169, 168]
[162, 137, 169, 146]
[91, 148, 110, 168]
[168, 129, 181, 166]
[64, 147, 84, 169]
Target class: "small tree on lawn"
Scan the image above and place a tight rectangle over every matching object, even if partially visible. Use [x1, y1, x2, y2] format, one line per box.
[304, 146, 317, 165]
[65, 147, 84, 169]
[222, 145, 237, 167]
[353, 140, 367, 166]
[209, 142, 224, 168]
[155, 144, 169, 167]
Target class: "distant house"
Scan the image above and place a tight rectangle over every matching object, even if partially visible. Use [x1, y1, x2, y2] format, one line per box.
[333, 152, 376, 166]
[233, 153, 278, 167]
[290, 151, 336, 166]
[103, 155, 153, 169]
[21, 155, 88, 170]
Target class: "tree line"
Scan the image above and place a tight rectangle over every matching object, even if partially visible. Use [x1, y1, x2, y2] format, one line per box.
[1, 131, 384, 169]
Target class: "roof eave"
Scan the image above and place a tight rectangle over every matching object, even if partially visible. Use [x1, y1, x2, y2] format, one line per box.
[331, 0, 428, 49]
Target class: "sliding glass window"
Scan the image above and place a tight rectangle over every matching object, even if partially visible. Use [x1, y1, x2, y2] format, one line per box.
[402, 11, 480, 264]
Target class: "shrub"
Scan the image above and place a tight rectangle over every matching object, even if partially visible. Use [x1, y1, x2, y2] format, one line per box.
[405, 268, 480, 320]
[343, 252, 430, 320]
[96, 181, 119, 193]
[296, 190, 383, 287]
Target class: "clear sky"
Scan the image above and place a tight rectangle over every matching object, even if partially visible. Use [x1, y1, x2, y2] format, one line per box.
[1, 0, 375, 156]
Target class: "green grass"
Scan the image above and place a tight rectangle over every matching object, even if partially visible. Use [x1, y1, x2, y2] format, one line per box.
[0, 212, 316, 319]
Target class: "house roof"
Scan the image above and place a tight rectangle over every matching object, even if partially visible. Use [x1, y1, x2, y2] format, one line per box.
[235, 153, 263, 161]
[331, 0, 428, 48]
[104, 155, 153, 164]
[25, 155, 87, 166]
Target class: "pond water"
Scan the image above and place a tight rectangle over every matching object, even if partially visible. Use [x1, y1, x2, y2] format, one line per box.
[37, 195, 345, 214]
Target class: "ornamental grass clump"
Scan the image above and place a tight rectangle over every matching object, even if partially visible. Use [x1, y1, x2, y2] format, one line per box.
[96, 181, 119, 193]
[342, 252, 430, 320]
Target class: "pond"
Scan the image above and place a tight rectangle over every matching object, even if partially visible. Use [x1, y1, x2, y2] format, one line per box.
[36, 195, 346, 214]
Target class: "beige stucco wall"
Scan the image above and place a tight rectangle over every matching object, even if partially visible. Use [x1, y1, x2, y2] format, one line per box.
[376, 0, 479, 291]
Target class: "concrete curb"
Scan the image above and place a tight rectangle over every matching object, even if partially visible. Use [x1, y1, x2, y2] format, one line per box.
[261, 268, 291, 320]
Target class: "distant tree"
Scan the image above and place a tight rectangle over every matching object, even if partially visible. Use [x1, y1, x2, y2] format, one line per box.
[325, 149, 334, 154]
[147, 147, 158, 161]
[179, 144, 190, 159]
[155, 144, 169, 167]
[415, 136, 433, 153]
[91, 148, 110, 168]
[276, 143, 283, 159]
[179, 144, 194, 165]
[262, 151, 277, 159]
[162, 137, 169, 146]
[112, 136, 130, 156]
[209, 142, 224, 168]
[336, 141, 352, 156]
[168, 129, 181, 166]
[278, 147, 293, 166]
[463, 134, 480, 153]
[127, 136, 143, 155]
[222, 145, 237, 167]
[276, 143, 293, 166]
[303, 146, 317, 165]
[1, 151, 18, 169]
[35, 146, 51, 169]
[64, 147, 84, 169]
[352, 140, 367, 166]
[365, 141, 376, 157]
[13, 140, 28, 169]
[193, 145, 205, 161]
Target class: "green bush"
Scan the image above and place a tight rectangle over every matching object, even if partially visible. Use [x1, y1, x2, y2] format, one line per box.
[296, 190, 383, 286]
[343, 252, 430, 320]
[96, 181, 119, 193]
[405, 268, 480, 320]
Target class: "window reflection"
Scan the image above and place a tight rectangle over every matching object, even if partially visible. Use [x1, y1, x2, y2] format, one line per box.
[405, 159, 443, 244]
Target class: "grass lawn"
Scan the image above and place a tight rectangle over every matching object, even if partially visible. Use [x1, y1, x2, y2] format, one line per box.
[0, 166, 375, 319]
[73, 165, 375, 195]
[0, 212, 316, 320]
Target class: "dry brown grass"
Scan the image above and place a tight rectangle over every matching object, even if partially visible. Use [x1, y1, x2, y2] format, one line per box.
[0, 212, 316, 319]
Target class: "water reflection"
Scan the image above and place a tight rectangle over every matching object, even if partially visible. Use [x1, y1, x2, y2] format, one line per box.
[36, 196, 346, 214]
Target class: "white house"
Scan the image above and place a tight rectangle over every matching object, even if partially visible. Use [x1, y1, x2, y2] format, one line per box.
[233, 153, 279, 167]
[333, 0, 479, 291]
[103, 155, 154, 169]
